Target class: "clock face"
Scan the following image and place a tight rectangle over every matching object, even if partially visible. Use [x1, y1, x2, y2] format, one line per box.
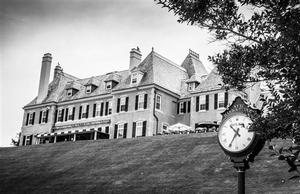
[218, 114, 254, 153]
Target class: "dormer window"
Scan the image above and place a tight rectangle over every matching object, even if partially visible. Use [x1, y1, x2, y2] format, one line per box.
[106, 81, 112, 90]
[67, 89, 73, 97]
[188, 83, 195, 91]
[131, 73, 138, 84]
[86, 85, 92, 93]
[131, 71, 143, 85]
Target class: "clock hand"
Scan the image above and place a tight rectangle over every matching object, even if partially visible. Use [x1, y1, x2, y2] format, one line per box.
[230, 125, 241, 137]
[229, 128, 240, 147]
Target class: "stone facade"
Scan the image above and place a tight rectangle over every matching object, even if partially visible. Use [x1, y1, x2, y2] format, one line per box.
[20, 48, 262, 146]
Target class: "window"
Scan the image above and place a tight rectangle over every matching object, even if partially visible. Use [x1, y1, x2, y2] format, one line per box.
[29, 113, 34, 125]
[106, 82, 112, 90]
[155, 94, 161, 110]
[188, 83, 194, 91]
[138, 94, 144, 110]
[118, 123, 124, 138]
[68, 107, 74, 120]
[131, 73, 141, 84]
[95, 103, 101, 116]
[25, 135, 32, 145]
[120, 97, 126, 112]
[136, 121, 143, 137]
[105, 126, 109, 134]
[108, 101, 112, 115]
[57, 109, 63, 122]
[81, 104, 88, 118]
[199, 96, 206, 110]
[67, 89, 73, 97]
[179, 102, 184, 114]
[218, 93, 225, 108]
[41, 111, 47, 123]
[86, 85, 92, 93]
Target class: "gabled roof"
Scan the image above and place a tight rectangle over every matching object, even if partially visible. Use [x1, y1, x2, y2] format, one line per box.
[104, 72, 121, 83]
[66, 81, 81, 90]
[25, 50, 189, 107]
[194, 67, 224, 92]
[85, 76, 100, 86]
[181, 50, 208, 78]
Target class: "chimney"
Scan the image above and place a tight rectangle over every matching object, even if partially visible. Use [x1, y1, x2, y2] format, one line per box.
[53, 62, 63, 80]
[37, 53, 52, 104]
[129, 47, 142, 70]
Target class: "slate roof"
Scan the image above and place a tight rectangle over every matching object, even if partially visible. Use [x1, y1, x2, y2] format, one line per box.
[185, 74, 207, 83]
[85, 76, 101, 86]
[194, 67, 224, 92]
[181, 52, 207, 78]
[25, 50, 189, 107]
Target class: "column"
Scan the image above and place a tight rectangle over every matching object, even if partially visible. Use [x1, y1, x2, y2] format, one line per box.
[94, 131, 97, 140]
[54, 136, 57, 143]
[73, 134, 76, 141]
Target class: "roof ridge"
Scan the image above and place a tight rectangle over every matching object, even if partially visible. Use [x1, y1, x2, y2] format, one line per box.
[63, 72, 80, 80]
[152, 51, 187, 72]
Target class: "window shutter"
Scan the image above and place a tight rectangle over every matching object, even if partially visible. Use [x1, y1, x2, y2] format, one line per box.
[39, 111, 42, 124]
[93, 104, 96, 117]
[214, 94, 218, 109]
[22, 136, 26, 146]
[72, 107, 75, 120]
[61, 109, 65, 122]
[188, 101, 191, 113]
[177, 103, 179, 114]
[100, 102, 104, 116]
[32, 112, 35, 125]
[144, 94, 148, 109]
[135, 95, 139, 110]
[183, 102, 187, 113]
[79, 106, 82, 119]
[123, 123, 127, 138]
[142, 121, 147, 136]
[86, 105, 89, 118]
[196, 96, 199, 112]
[114, 125, 118, 139]
[117, 98, 120, 113]
[29, 135, 33, 145]
[54, 110, 58, 123]
[132, 122, 136, 138]
[26, 113, 29, 126]
[65, 108, 69, 121]
[105, 101, 109, 115]
[45, 109, 49, 123]
[225, 92, 228, 107]
[125, 97, 129, 111]
[206, 95, 209, 110]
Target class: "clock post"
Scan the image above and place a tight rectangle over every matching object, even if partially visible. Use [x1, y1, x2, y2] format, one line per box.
[217, 97, 265, 194]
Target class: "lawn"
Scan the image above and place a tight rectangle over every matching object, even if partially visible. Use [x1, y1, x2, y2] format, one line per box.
[0, 133, 299, 193]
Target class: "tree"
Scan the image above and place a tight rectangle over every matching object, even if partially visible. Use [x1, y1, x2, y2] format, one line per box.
[155, 0, 300, 177]
[11, 132, 20, 146]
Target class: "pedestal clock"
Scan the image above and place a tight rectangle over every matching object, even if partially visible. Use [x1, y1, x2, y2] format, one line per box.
[218, 96, 265, 194]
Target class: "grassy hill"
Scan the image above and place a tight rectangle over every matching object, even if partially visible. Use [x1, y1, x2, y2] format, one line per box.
[0, 133, 299, 194]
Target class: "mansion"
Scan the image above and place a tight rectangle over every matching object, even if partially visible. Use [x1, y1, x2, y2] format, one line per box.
[20, 48, 261, 146]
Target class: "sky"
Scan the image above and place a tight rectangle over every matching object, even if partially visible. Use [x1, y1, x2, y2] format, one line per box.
[0, 0, 227, 147]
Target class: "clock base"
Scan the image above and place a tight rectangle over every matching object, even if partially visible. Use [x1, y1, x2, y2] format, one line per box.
[231, 156, 249, 194]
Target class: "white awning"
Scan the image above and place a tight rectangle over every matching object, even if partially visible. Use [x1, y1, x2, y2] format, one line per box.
[168, 123, 192, 132]
[36, 128, 99, 138]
